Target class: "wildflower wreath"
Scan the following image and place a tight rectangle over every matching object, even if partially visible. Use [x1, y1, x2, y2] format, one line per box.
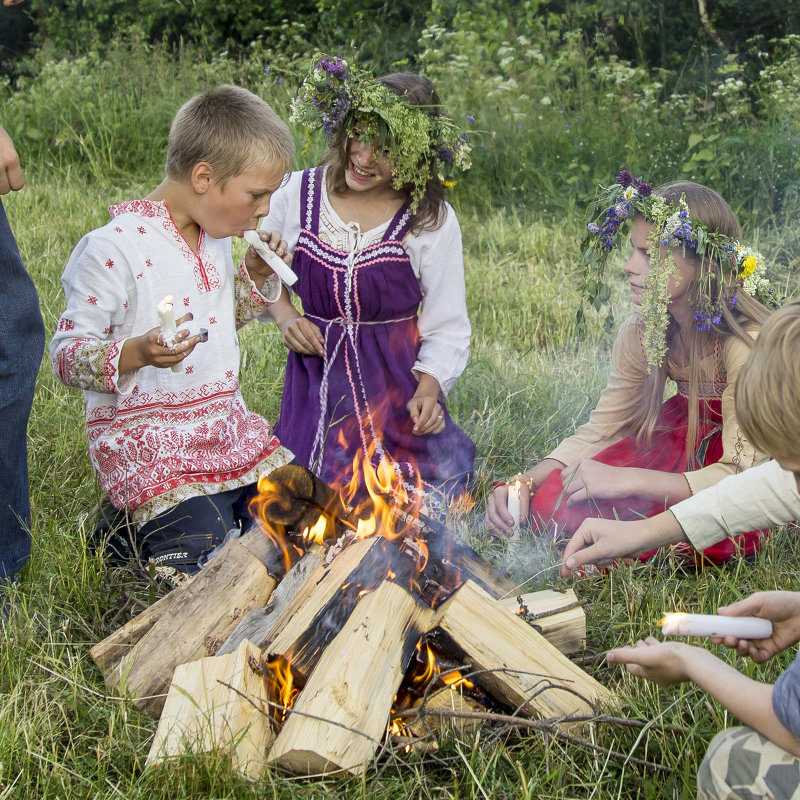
[288, 54, 472, 211]
[578, 170, 779, 369]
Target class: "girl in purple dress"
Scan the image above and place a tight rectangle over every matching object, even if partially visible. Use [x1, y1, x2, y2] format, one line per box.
[257, 57, 475, 508]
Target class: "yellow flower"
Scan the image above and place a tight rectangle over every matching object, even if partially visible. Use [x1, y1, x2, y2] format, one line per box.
[442, 179, 457, 188]
[739, 255, 757, 279]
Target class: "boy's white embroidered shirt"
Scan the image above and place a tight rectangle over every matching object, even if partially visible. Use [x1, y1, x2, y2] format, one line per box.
[50, 200, 292, 523]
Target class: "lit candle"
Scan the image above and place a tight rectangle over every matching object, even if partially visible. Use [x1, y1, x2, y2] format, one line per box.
[156, 294, 181, 372]
[507, 479, 522, 529]
[658, 612, 773, 639]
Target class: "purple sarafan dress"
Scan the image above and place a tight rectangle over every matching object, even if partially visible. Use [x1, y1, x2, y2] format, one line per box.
[274, 168, 475, 506]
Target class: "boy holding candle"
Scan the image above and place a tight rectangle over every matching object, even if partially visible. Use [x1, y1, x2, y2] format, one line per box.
[569, 299, 800, 799]
[50, 85, 296, 584]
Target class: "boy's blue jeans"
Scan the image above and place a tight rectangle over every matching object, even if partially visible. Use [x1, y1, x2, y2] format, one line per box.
[0, 199, 45, 579]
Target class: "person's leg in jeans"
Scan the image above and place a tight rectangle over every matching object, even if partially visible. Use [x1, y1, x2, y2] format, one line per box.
[0, 198, 44, 579]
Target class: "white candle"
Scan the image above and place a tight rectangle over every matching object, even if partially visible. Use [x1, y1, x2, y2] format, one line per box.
[659, 612, 773, 639]
[507, 480, 522, 529]
[243, 230, 298, 286]
[157, 294, 181, 372]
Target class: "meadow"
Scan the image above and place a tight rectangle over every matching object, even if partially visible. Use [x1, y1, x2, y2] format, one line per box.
[1, 21, 800, 799]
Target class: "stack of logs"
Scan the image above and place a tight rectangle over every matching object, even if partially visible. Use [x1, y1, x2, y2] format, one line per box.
[90, 465, 613, 778]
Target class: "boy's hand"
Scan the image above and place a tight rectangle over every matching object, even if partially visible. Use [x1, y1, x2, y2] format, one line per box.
[120, 313, 204, 373]
[606, 637, 705, 686]
[716, 591, 800, 662]
[244, 229, 290, 286]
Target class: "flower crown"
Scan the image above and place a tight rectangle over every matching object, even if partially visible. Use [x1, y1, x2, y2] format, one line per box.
[288, 54, 471, 211]
[579, 170, 780, 369]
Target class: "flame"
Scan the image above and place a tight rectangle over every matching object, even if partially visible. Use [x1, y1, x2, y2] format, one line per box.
[303, 515, 327, 545]
[412, 642, 437, 686]
[266, 654, 299, 725]
[440, 670, 475, 691]
[657, 612, 688, 627]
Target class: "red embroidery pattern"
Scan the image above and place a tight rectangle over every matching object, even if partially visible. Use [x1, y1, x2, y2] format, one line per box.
[137, 226, 146, 235]
[88, 296, 98, 305]
[183, 297, 190, 306]
[86, 387, 280, 511]
[105, 259, 114, 269]
[145, 259, 152, 268]
[209, 316, 217, 325]
[58, 318, 75, 331]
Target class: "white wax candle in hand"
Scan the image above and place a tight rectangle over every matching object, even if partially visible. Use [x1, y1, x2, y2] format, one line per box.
[157, 294, 182, 372]
[658, 612, 773, 639]
[507, 480, 522, 530]
[243, 230, 298, 286]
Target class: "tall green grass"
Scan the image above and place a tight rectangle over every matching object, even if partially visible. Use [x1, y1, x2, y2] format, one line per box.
[1, 27, 799, 800]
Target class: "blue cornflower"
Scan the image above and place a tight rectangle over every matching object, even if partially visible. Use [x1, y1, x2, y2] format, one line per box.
[466, 115, 476, 123]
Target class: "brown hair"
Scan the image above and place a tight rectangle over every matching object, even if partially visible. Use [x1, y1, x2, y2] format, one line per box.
[630, 181, 771, 466]
[166, 85, 295, 183]
[736, 299, 800, 460]
[320, 72, 446, 232]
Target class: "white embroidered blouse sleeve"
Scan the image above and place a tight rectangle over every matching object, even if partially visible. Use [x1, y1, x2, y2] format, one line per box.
[673, 459, 800, 551]
[406, 204, 470, 397]
[261, 170, 303, 251]
[49, 232, 138, 395]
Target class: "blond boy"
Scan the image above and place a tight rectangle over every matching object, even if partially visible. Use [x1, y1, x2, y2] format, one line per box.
[51, 86, 295, 582]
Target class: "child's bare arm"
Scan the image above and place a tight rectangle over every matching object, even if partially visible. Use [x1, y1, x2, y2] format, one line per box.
[560, 512, 686, 576]
[265, 294, 324, 356]
[608, 637, 800, 757]
[560, 460, 692, 507]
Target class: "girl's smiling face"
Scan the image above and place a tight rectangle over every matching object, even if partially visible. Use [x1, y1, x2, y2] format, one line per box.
[343, 134, 396, 195]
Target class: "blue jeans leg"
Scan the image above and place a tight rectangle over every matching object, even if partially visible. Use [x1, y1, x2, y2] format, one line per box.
[0, 198, 45, 579]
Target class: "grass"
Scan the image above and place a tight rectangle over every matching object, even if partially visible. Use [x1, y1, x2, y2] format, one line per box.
[2, 25, 800, 797]
[2, 169, 798, 800]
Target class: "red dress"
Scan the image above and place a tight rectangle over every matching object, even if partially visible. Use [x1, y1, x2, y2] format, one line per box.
[530, 317, 766, 565]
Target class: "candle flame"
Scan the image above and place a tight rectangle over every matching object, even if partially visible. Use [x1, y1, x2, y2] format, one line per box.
[657, 612, 688, 627]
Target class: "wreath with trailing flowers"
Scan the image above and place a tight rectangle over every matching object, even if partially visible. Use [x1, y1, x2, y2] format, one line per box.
[578, 170, 780, 369]
[288, 54, 472, 211]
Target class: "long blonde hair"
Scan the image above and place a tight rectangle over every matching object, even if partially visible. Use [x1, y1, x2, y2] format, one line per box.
[630, 182, 771, 467]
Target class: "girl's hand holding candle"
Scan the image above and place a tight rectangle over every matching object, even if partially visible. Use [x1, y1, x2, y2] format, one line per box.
[507, 479, 522, 531]
[658, 612, 773, 640]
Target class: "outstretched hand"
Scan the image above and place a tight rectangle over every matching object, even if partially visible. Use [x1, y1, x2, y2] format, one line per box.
[606, 636, 705, 686]
[714, 591, 800, 662]
[560, 512, 684, 577]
